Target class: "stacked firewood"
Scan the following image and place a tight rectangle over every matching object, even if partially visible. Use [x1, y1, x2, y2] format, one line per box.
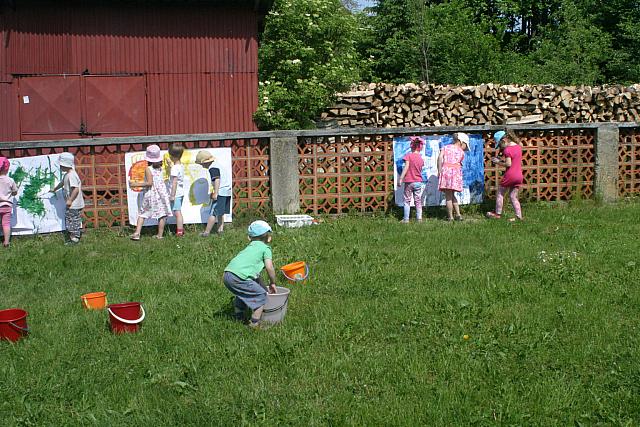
[320, 82, 640, 127]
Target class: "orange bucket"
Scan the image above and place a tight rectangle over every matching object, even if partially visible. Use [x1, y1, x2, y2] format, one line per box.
[81, 292, 107, 310]
[280, 261, 309, 284]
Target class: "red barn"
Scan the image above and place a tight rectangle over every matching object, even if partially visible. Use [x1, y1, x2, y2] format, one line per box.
[0, 0, 268, 141]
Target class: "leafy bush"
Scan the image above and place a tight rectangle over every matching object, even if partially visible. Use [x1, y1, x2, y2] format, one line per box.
[255, 0, 361, 129]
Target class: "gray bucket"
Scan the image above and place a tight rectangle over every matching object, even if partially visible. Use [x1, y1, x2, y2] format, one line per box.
[261, 286, 290, 324]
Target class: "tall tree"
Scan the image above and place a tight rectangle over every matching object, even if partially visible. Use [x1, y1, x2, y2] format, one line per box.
[255, 0, 361, 129]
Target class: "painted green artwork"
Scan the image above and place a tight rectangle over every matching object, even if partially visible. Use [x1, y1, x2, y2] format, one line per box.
[9, 154, 66, 235]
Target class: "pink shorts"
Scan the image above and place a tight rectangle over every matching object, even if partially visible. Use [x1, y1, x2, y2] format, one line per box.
[0, 206, 12, 229]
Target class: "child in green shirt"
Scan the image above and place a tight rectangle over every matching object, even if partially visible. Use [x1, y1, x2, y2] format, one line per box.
[223, 220, 277, 328]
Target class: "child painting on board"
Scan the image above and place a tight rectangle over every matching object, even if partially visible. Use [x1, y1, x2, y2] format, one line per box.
[223, 220, 277, 329]
[397, 136, 425, 223]
[129, 145, 172, 240]
[51, 152, 85, 244]
[168, 143, 185, 237]
[437, 132, 470, 221]
[0, 157, 18, 247]
[486, 130, 524, 222]
[195, 150, 231, 237]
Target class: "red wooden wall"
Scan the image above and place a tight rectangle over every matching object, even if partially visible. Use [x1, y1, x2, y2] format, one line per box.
[0, 1, 259, 141]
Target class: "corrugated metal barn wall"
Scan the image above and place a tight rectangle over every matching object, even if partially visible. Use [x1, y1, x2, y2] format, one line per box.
[0, 2, 259, 140]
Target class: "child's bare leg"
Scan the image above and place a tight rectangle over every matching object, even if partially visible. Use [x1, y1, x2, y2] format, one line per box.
[250, 305, 265, 324]
[452, 194, 461, 218]
[133, 216, 145, 237]
[203, 215, 217, 234]
[215, 215, 224, 233]
[157, 217, 166, 238]
[445, 191, 454, 220]
[174, 211, 184, 236]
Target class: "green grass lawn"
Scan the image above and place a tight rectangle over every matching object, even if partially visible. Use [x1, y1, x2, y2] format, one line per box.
[2, 202, 640, 425]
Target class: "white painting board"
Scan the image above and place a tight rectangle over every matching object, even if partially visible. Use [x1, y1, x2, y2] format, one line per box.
[6, 154, 66, 235]
[124, 148, 233, 226]
[393, 135, 485, 207]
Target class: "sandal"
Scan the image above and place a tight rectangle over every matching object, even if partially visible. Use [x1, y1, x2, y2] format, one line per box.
[455, 216, 464, 221]
[486, 211, 501, 219]
[130, 234, 140, 241]
[508, 217, 523, 223]
[153, 235, 164, 240]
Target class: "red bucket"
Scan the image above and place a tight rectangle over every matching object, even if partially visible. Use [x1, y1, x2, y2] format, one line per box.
[107, 302, 145, 334]
[0, 308, 30, 342]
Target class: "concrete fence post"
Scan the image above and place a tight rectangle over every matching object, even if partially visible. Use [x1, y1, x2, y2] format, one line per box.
[595, 124, 619, 202]
[269, 136, 300, 214]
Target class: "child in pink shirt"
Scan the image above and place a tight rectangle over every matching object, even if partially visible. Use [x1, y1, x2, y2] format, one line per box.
[0, 157, 18, 247]
[398, 137, 425, 223]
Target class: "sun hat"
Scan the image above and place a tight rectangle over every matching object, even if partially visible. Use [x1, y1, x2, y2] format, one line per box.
[195, 150, 215, 164]
[248, 220, 272, 238]
[456, 132, 470, 150]
[58, 152, 75, 168]
[494, 130, 506, 148]
[144, 145, 162, 163]
[0, 157, 9, 172]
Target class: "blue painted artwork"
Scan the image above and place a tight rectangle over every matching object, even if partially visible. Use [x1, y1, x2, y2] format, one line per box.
[393, 135, 484, 206]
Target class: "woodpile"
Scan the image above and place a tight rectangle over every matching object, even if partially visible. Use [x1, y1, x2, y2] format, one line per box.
[320, 82, 640, 127]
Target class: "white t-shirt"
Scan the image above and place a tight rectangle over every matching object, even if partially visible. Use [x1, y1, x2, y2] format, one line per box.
[170, 164, 185, 198]
[212, 162, 232, 197]
[63, 169, 85, 210]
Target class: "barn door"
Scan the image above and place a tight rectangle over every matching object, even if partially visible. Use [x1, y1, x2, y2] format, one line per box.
[18, 75, 82, 140]
[17, 75, 147, 140]
[84, 75, 147, 137]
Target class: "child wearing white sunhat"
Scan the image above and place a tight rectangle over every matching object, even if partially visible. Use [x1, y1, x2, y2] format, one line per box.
[129, 145, 172, 240]
[51, 152, 85, 244]
[437, 132, 469, 221]
[223, 220, 278, 329]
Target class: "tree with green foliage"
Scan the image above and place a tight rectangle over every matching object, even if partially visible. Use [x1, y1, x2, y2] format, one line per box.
[361, 0, 627, 85]
[255, 0, 361, 130]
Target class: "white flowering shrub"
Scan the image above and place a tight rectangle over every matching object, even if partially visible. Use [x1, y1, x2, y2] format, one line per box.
[255, 0, 361, 129]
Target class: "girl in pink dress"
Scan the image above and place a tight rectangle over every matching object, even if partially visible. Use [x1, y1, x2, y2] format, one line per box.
[129, 145, 173, 240]
[438, 132, 469, 221]
[487, 130, 524, 221]
[398, 137, 425, 223]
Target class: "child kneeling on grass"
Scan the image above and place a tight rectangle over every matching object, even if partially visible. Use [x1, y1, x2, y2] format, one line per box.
[223, 220, 277, 329]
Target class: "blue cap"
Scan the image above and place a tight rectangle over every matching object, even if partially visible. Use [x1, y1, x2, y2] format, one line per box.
[493, 131, 506, 148]
[248, 220, 272, 237]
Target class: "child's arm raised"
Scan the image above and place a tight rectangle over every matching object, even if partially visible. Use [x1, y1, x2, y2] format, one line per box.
[264, 258, 277, 294]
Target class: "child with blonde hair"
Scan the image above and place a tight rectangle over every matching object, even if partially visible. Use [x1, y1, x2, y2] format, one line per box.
[0, 157, 18, 247]
[129, 145, 172, 240]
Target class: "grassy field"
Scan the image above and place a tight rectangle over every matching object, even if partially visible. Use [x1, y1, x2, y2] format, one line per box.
[1, 201, 639, 425]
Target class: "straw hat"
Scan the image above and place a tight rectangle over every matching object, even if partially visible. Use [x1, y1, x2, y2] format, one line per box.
[195, 150, 216, 164]
[144, 145, 162, 163]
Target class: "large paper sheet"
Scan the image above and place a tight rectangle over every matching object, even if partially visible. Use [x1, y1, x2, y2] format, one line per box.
[124, 148, 232, 226]
[393, 135, 484, 206]
[7, 154, 66, 235]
